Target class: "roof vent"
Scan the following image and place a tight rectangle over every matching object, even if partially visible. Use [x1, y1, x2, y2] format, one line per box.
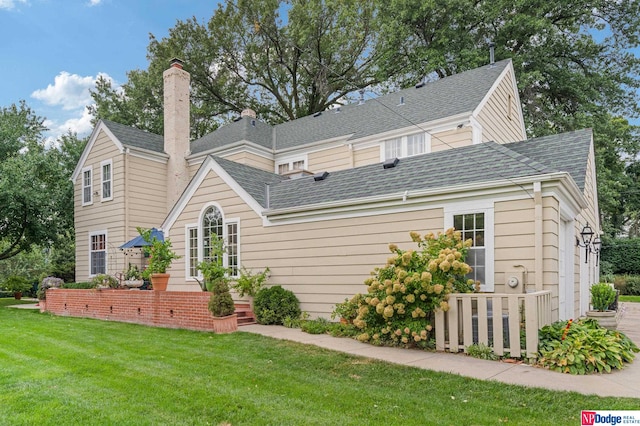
[415, 81, 425, 89]
[358, 89, 365, 105]
[313, 111, 322, 117]
[383, 158, 399, 169]
[398, 96, 405, 106]
[313, 171, 329, 181]
[489, 41, 495, 66]
[334, 106, 341, 113]
[241, 108, 257, 118]
[251, 119, 256, 127]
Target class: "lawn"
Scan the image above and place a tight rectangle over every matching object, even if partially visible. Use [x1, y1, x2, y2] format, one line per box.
[620, 295, 640, 303]
[1, 298, 638, 425]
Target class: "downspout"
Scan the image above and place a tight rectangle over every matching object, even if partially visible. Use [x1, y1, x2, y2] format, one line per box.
[534, 182, 543, 291]
[124, 148, 129, 241]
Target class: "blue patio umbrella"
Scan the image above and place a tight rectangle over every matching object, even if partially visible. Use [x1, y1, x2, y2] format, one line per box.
[119, 228, 164, 249]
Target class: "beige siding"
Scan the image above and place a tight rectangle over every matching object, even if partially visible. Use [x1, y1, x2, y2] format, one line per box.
[353, 146, 380, 167]
[75, 130, 168, 282]
[224, 151, 274, 172]
[542, 197, 560, 319]
[126, 154, 168, 239]
[431, 128, 473, 152]
[476, 70, 525, 143]
[308, 145, 352, 173]
[167, 168, 445, 316]
[74, 130, 126, 281]
[494, 198, 535, 293]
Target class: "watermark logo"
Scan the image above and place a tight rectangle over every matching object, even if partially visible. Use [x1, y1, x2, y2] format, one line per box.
[581, 411, 640, 426]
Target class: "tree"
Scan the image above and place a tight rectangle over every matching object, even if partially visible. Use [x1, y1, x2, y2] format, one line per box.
[0, 103, 79, 261]
[89, 0, 640, 235]
[90, 0, 389, 137]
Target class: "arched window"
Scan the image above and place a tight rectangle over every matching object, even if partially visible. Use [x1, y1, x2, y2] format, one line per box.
[186, 204, 240, 280]
[202, 206, 223, 264]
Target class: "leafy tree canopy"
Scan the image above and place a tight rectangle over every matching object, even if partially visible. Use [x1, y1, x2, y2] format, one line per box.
[88, 0, 640, 236]
[0, 103, 85, 261]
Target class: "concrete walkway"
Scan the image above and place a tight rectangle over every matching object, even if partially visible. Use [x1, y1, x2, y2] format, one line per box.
[242, 302, 640, 399]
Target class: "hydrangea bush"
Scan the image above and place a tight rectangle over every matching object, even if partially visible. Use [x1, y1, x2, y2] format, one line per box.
[37, 276, 64, 300]
[350, 229, 476, 348]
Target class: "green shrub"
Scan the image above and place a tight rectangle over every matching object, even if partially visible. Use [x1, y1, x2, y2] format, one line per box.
[538, 318, 639, 374]
[233, 266, 270, 298]
[2, 275, 31, 294]
[91, 274, 119, 289]
[331, 294, 364, 322]
[623, 275, 640, 295]
[351, 229, 475, 348]
[600, 238, 640, 274]
[466, 343, 499, 360]
[208, 279, 236, 317]
[62, 282, 95, 289]
[301, 318, 331, 334]
[254, 285, 301, 325]
[590, 283, 616, 311]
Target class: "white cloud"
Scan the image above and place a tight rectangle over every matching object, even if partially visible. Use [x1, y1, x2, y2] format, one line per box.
[44, 107, 95, 147]
[0, 0, 26, 11]
[88, 0, 101, 6]
[31, 71, 104, 110]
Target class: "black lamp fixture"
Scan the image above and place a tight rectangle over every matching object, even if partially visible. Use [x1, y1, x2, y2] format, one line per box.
[592, 236, 602, 266]
[576, 223, 596, 264]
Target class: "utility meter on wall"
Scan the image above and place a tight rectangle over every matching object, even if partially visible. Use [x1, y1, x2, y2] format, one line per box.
[507, 276, 519, 288]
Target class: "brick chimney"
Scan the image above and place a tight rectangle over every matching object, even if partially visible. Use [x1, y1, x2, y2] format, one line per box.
[163, 58, 190, 210]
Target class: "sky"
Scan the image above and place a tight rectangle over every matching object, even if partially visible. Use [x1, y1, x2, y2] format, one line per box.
[0, 0, 222, 141]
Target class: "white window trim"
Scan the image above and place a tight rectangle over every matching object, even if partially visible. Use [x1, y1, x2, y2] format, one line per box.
[82, 166, 93, 206]
[380, 132, 431, 161]
[225, 218, 240, 278]
[192, 203, 242, 279]
[444, 203, 494, 292]
[88, 230, 108, 277]
[100, 159, 113, 202]
[275, 154, 308, 174]
[185, 223, 198, 281]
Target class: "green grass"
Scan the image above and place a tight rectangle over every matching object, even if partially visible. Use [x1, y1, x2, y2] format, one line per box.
[1, 298, 638, 425]
[620, 295, 640, 303]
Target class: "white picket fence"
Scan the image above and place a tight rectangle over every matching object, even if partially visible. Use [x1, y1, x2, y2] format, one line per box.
[434, 291, 552, 359]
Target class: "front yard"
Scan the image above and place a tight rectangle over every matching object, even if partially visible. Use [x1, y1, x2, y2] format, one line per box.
[1, 298, 638, 425]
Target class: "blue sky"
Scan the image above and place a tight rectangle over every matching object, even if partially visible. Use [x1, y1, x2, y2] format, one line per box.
[0, 0, 222, 140]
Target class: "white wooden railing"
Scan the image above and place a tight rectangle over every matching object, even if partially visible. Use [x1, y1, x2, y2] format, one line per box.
[434, 291, 552, 359]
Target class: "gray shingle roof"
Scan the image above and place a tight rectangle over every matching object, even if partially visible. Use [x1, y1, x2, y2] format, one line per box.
[504, 129, 592, 191]
[209, 129, 592, 210]
[187, 59, 512, 153]
[212, 156, 288, 207]
[102, 119, 164, 153]
[191, 117, 274, 154]
[273, 60, 512, 150]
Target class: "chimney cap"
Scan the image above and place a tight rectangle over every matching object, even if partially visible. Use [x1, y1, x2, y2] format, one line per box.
[170, 58, 184, 69]
[241, 108, 257, 119]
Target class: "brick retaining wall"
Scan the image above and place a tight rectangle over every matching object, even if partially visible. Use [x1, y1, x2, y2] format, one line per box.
[44, 289, 222, 332]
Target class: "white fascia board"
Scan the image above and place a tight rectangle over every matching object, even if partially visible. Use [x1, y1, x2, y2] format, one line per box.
[263, 172, 585, 226]
[162, 156, 265, 232]
[473, 60, 526, 140]
[71, 120, 125, 182]
[127, 146, 169, 163]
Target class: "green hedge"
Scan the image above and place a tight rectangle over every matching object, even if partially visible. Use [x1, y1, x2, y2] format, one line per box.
[600, 238, 640, 275]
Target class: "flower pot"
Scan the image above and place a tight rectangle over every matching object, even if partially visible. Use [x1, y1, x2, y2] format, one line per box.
[586, 310, 618, 330]
[150, 273, 170, 291]
[13, 291, 22, 300]
[124, 279, 144, 288]
[211, 314, 238, 333]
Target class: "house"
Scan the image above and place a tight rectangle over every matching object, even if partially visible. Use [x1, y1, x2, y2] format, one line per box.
[72, 58, 600, 322]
